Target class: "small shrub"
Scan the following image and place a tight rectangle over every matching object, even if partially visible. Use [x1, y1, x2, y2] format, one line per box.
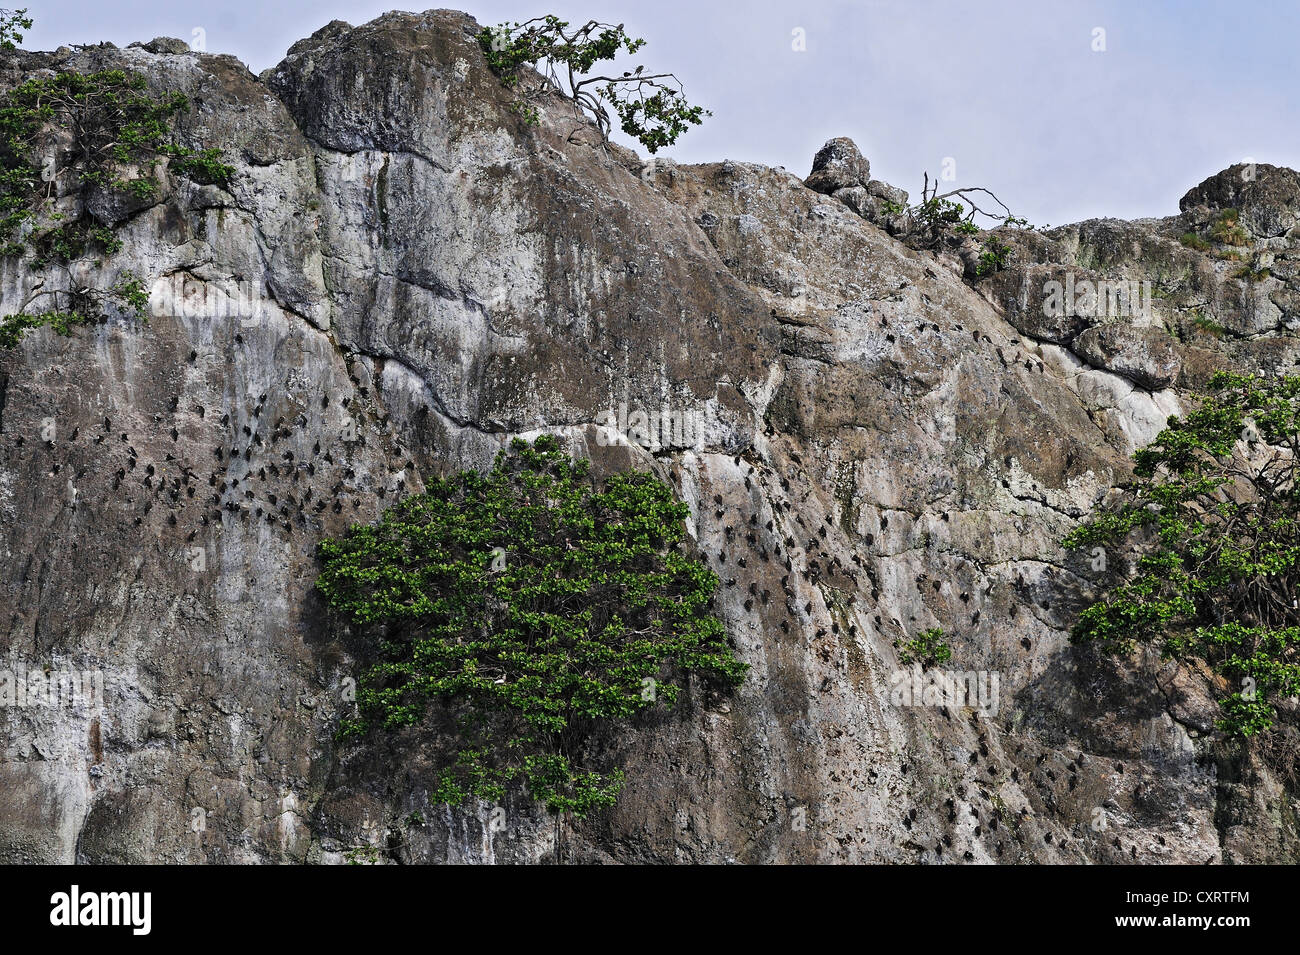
[1190, 312, 1226, 336]
[889, 178, 1026, 252]
[974, 238, 1012, 277]
[166, 146, 235, 187]
[0, 309, 94, 347]
[1232, 264, 1270, 282]
[0, 15, 233, 349]
[1209, 208, 1249, 247]
[895, 628, 952, 669]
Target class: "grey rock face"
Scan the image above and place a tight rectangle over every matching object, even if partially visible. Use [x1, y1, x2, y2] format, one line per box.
[831, 179, 911, 227]
[804, 137, 871, 194]
[1073, 325, 1181, 391]
[974, 165, 1300, 389]
[831, 185, 872, 217]
[0, 10, 1296, 865]
[981, 264, 1095, 344]
[867, 179, 908, 205]
[1180, 163, 1300, 239]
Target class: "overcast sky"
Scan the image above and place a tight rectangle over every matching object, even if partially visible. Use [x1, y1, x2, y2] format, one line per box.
[24, 1, 1298, 226]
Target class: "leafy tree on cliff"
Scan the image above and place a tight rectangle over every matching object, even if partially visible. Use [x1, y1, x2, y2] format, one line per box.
[0, 11, 234, 348]
[0, 8, 31, 51]
[1065, 371, 1300, 736]
[316, 435, 746, 818]
[477, 16, 710, 153]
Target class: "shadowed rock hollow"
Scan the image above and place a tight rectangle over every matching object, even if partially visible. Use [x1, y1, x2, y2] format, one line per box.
[1, 9, 1297, 863]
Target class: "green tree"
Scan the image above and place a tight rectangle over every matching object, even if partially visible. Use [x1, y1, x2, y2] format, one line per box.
[0, 18, 235, 348]
[0, 8, 31, 51]
[1064, 371, 1300, 736]
[477, 16, 710, 153]
[316, 435, 746, 817]
[0, 69, 234, 260]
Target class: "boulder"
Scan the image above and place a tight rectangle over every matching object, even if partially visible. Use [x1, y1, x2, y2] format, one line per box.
[867, 179, 908, 205]
[1073, 324, 1182, 390]
[804, 137, 870, 194]
[134, 37, 192, 55]
[1180, 163, 1300, 239]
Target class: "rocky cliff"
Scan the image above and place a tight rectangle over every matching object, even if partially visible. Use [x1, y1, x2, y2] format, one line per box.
[1, 9, 1297, 863]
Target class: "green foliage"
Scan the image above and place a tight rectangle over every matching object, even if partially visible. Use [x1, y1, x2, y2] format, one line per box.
[1209, 208, 1249, 247]
[509, 100, 541, 126]
[167, 146, 236, 186]
[0, 268, 149, 347]
[28, 217, 121, 268]
[0, 308, 93, 347]
[604, 82, 708, 155]
[974, 238, 1012, 276]
[343, 845, 381, 866]
[111, 269, 148, 314]
[892, 181, 1026, 252]
[477, 16, 709, 153]
[904, 195, 986, 247]
[0, 21, 233, 348]
[1232, 263, 1270, 282]
[1191, 311, 1226, 336]
[0, 7, 31, 51]
[915, 196, 967, 235]
[895, 627, 952, 668]
[317, 435, 746, 817]
[1064, 371, 1300, 736]
[0, 68, 231, 260]
[1180, 231, 1210, 252]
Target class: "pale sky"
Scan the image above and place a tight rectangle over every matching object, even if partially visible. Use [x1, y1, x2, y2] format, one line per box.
[23, 0, 1299, 227]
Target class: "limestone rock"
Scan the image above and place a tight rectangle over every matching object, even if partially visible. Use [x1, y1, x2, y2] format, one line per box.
[831, 185, 872, 217]
[133, 37, 192, 55]
[867, 179, 908, 205]
[0, 9, 1295, 866]
[804, 136, 870, 194]
[981, 264, 1094, 343]
[1180, 163, 1300, 239]
[1073, 324, 1182, 390]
